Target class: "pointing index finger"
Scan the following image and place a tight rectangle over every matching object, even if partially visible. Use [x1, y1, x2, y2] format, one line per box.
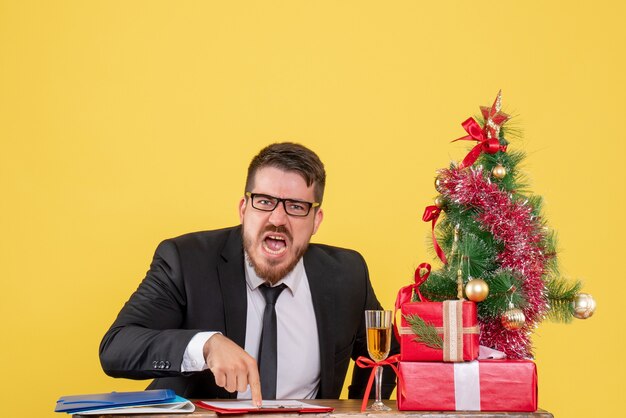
[248, 368, 262, 407]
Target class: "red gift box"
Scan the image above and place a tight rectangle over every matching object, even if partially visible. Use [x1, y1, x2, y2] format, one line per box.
[397, 360, 538, 412]
[399, 300, 479, 362]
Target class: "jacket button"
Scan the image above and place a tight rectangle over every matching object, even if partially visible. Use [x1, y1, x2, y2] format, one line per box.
[165, 361, 171, 369]
[152, 361, 158, 368]
[158, 361, 165, 369]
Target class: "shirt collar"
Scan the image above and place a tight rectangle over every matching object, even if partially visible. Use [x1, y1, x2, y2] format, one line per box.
[244, 252, 305, 295]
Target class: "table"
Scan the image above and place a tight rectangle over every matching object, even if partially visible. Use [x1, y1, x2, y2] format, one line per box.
[74, 399, 553, 418]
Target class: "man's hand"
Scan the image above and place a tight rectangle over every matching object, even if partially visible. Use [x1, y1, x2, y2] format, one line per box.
[203, 334, 262, 406]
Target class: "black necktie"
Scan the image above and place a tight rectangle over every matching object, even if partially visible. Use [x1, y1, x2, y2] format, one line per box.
[258, 284, 287, 400]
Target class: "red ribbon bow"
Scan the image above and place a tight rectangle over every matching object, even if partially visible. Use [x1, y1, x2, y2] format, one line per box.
[422, 205, 447, 264]
[355, 354, 402, 412]
[395, 262, 431, 306]
[393, 263, 431, 341]
[453, 117, 507, 170]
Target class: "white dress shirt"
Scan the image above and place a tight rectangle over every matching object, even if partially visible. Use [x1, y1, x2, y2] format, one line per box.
[181, 257, 321, 399]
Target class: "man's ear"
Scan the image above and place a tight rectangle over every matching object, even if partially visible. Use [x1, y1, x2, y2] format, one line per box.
[312, 208, 324, 235]
[238, 197, 246, 223]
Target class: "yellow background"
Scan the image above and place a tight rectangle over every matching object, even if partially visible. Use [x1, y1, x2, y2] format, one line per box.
[1, 1, 624, 416]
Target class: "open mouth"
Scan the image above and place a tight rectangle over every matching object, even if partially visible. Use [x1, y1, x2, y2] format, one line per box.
[262, 235, 288, 255]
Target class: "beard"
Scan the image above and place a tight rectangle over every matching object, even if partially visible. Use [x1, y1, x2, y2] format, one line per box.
[242, 224, 308, 284]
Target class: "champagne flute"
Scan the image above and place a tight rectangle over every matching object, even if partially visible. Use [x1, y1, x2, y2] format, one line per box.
[364, 310, 393, 411]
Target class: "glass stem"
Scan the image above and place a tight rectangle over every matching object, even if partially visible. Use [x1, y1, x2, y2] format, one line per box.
[375, 365, 383, 404]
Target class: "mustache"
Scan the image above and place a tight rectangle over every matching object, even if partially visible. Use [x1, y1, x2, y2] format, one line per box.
[263, 225, 291, 240]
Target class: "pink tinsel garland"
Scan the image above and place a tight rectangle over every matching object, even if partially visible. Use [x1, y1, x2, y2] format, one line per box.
[439, 166, 549, 358]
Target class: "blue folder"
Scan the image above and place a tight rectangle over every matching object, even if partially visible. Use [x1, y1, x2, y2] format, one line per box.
[55, 389, 176, 413]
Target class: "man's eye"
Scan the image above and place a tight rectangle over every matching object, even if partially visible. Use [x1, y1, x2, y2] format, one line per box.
[288, 203, 307, 212]
[257, 199, 274, 206]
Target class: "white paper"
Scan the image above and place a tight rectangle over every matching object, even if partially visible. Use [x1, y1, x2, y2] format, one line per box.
[200, 400, 329, 410]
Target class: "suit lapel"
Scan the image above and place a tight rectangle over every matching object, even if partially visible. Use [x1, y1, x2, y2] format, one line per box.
[217, 226, 247, 350]
[304, 246, 339, 398]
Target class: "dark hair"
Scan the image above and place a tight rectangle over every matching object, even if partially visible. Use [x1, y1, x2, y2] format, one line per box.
[245, 142, 326, 204]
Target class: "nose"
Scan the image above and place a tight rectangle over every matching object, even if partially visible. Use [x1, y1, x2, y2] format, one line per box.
[268, 202, 288, 226]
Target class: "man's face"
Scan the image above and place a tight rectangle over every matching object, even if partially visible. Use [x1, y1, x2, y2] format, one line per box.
[240, 166, 324, 284]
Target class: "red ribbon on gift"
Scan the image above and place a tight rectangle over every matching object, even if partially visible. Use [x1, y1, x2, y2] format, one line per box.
[355, 354, 402, 412]
[453, 117, 507, 170]
[393, 263, 431, 341]
[395, 263, 431, 310]
[422, 205, 447, 264]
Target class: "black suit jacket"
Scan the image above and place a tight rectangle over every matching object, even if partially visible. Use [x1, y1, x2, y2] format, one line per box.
[100, 226, 398, 399]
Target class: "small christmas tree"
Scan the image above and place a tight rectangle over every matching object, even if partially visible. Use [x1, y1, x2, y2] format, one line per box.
[419, 91, 595, 359]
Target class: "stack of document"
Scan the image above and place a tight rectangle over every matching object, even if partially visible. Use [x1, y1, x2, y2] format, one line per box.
[55, 389, 195, 415]
[198, 400, 334, 414]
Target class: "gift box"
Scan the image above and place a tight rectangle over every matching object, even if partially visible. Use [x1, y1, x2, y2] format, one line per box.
[399, 300, 479, 362]
[397, 360, 538, 412]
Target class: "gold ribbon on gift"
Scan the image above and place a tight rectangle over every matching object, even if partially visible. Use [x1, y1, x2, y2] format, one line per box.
[444, 300, 464, 362]
[400, 300, 479, 362]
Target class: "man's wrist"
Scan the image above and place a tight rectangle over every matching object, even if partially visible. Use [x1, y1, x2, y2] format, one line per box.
[181, 331, 220, 372]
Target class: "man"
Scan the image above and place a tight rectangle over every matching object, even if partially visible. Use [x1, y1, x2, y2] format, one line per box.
[100, 142, 398, 404]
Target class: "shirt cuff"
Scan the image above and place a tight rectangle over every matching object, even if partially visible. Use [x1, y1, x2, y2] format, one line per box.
[181, 331, 220, 372]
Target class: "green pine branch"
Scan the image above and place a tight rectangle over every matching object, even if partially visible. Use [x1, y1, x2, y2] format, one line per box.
[419, 268, 457, 301]
[541, 228, 560, 276]
[545, 276, 582, 323]
[456, 232, 498, 276]
[477, 269, 526, 318]
[478, 149, 529, 194]
[404, 314, 443, 349]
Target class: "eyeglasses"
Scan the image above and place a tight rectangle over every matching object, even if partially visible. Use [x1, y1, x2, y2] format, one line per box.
[245, 192, 320, 217]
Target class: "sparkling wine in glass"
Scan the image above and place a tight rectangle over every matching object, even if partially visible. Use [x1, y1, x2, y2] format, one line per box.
[365, 310, 393, 411]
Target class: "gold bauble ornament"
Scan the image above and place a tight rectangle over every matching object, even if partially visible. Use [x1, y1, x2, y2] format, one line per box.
[572, 293, 596, 319]
[492, 164, 507, 179]
[465, 278, 489, 302]
[434, 176, 445, 192]
[501, 306, 526, 330]
[434, 195, 445, 208]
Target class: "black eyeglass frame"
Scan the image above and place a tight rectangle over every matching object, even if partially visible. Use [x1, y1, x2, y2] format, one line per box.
[245, 192, 320, 217]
